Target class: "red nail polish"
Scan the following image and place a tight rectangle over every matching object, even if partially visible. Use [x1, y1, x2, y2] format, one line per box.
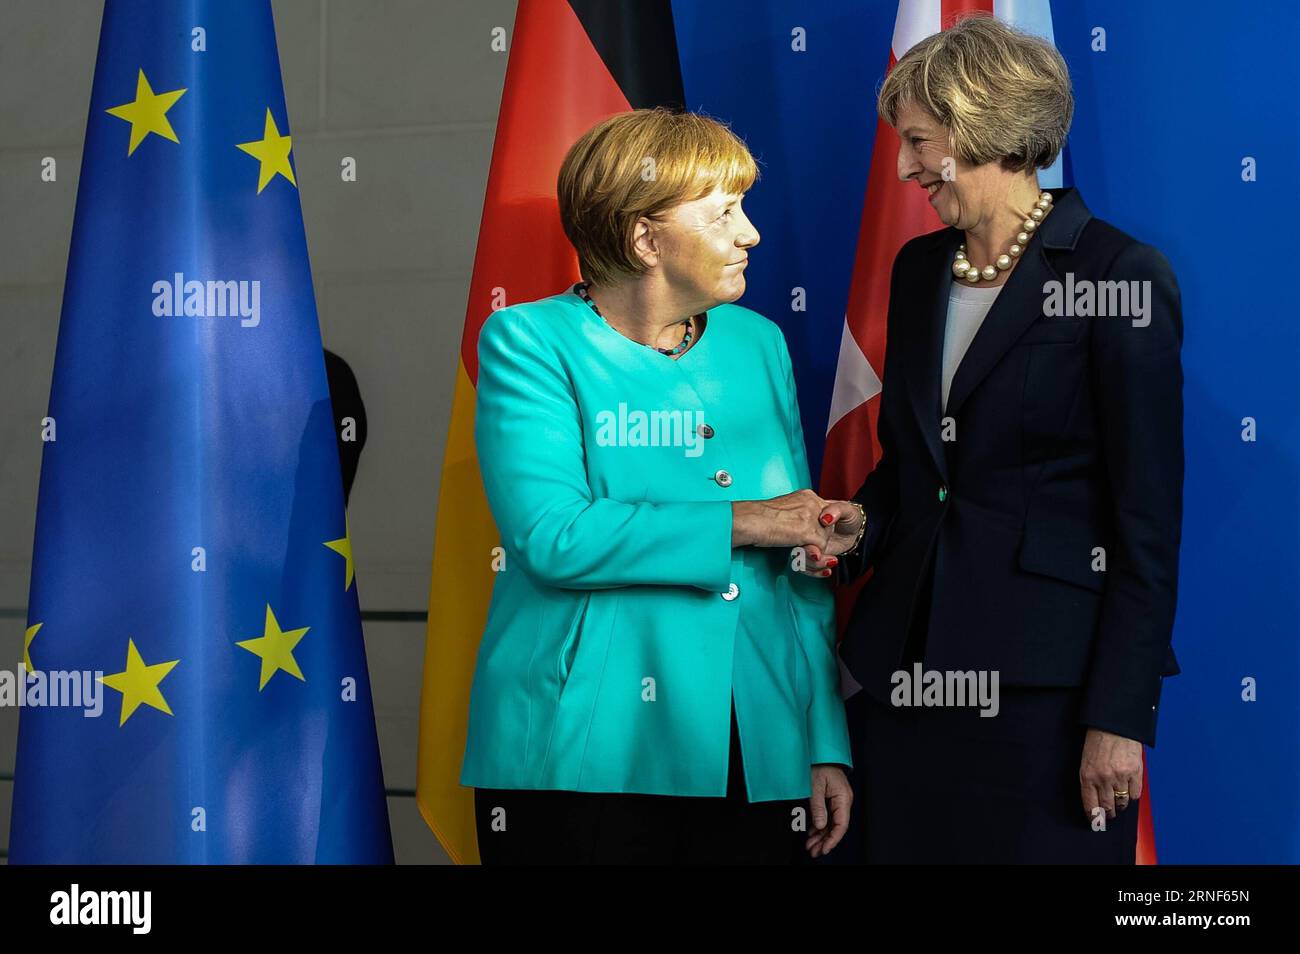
[822, 569, 832, 577]
[820, 513, 834, 526]
[827, 558, 838, 567]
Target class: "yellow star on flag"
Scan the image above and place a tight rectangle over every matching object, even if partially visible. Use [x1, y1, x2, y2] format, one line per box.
[237, 605, 308, 690]
[104, 69, 187, 156]
[23, 622, 42, 672]
[324, 520, 355, 591]
[100, 638, 180, 726]
[235, 109, 297, 194]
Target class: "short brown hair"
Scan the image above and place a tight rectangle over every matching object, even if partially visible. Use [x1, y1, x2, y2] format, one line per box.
[557, 108, 759, 286]
[877, 13, 1073, 173]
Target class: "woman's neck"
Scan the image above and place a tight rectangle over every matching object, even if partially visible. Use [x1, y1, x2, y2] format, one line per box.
[962, 176, 1045, 287]
[583, 276, 702, 351]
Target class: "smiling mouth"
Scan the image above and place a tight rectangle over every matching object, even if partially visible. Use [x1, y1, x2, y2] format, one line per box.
[923, 180, 943, 197]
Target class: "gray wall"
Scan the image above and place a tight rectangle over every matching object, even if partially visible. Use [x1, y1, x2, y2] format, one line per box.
[0, 0, 516, 863]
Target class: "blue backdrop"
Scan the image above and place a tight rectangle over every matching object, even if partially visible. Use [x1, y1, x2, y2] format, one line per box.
[674, 0, 1300, 863]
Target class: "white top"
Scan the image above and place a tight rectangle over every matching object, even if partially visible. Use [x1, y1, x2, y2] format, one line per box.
[941, 280, 1004, 414]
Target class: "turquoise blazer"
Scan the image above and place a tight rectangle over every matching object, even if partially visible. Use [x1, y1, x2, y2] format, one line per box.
[459, 287, 852, 801]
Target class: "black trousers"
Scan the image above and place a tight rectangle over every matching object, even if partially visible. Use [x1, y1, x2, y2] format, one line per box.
[474, 698, 809, 865]
[858, 685, 1140, 864]
[857, 563, 1139, 864]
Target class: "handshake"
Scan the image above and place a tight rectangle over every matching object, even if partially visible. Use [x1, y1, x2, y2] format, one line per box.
[731, 489, 865, 579]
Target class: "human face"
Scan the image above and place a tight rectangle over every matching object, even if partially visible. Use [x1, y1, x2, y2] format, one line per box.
[649, 186, 760, 308]
[893, 100, 1003, 231]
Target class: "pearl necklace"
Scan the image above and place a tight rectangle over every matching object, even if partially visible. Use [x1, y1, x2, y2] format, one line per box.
[952, 190, 1054, 283]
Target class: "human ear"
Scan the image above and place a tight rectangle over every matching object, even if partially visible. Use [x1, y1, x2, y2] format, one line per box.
[632, 217, 661, 268]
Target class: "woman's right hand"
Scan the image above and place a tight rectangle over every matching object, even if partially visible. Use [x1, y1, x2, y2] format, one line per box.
[792, 500, 865, 578]
[818, 500, 866, 556]
[731, 490, 834, 550]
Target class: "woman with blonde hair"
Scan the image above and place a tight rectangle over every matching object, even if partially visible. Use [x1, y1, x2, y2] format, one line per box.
[460, 108, 853, 864]
[815, 14, 1184, 863]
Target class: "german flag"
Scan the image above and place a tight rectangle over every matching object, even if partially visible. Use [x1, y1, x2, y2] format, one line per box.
[415, 0, 686, 865]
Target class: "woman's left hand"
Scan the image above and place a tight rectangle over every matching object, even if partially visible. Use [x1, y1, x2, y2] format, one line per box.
[806, 764, 852, 857]
[1079, 727, 1143, 824]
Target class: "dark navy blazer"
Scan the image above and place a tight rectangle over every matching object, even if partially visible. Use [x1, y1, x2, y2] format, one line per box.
[837, 187, 1184, 747]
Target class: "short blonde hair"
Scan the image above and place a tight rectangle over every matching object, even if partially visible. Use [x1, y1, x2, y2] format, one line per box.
[877, 13, 1073, 173]
[557, 108, 759, 286]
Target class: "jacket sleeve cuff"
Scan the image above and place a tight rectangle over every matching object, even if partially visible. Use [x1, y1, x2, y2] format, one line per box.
[834, 501, 889, 584]
[1079, 677, 1164, 748]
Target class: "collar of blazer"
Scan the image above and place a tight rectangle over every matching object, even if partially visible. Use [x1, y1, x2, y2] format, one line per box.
[902, 186, 1094, 480]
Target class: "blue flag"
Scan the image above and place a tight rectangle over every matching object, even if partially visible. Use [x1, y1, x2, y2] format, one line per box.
[7, 0, 393, 863]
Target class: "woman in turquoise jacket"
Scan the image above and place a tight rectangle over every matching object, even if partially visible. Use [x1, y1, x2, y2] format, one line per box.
[460, 109, 853, 864]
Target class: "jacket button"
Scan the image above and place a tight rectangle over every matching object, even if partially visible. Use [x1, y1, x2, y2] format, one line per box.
[938, 483, 948, 502]
[713, 469, 733, 487]
[698, 423, 715, 439]
[721, 583, 740, 601]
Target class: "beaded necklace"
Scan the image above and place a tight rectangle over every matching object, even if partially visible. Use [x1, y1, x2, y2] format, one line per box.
[575, 282, 699, 357]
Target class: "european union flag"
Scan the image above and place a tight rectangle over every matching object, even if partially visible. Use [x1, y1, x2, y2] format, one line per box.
[7, 0, 393, 863]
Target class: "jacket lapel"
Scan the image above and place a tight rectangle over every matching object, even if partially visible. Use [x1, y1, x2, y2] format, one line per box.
[904, 230, 959, 483]
[942, 187, 1092, 421]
